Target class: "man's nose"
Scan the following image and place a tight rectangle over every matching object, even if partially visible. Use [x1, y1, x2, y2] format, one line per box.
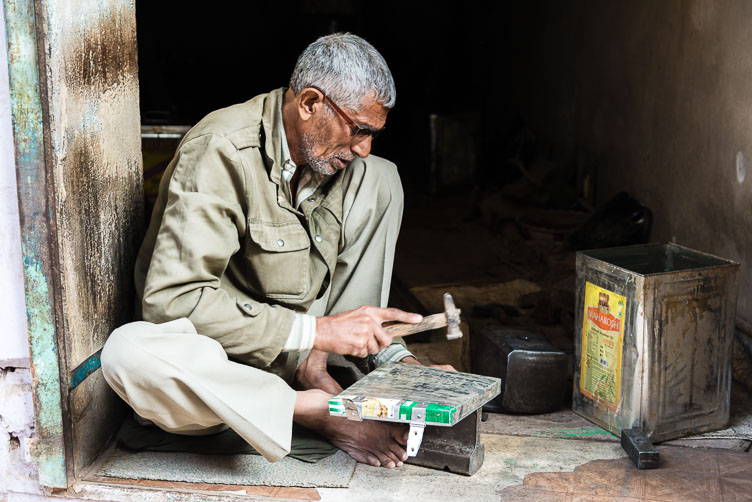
[351, 136, 372, 158]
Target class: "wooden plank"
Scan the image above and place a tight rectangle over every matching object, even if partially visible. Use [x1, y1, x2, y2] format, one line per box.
[37, 0, 143, 372]
[85, 476, 321, 500]
[32, 0, 144, 481]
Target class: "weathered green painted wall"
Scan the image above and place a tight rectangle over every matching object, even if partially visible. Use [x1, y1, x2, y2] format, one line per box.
[5, 0, 143, 487]
[4, 0, 67, 488]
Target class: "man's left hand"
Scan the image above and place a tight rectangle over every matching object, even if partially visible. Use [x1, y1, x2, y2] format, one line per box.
[400, 356, 456, 372]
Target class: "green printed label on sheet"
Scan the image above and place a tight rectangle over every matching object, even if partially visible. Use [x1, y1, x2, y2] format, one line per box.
[425, 403, 456, 424]
[399, 400, 417, 420]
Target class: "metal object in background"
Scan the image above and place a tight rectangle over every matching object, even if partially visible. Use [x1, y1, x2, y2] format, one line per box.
[568, 192, 652, 250]
[573, 243, 740, 442]
[407, 409, 485, 476]
[621, 427, 659, 470]
[471, 324, 569, 414]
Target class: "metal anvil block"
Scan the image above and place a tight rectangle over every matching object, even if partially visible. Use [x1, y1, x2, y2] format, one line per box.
[472, 324, 568, 414]
[406, 408, 484, 475]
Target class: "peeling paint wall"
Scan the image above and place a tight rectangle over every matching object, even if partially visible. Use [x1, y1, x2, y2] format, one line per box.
[3, 0, 143, 491]
[4, 0, 68, 488]
[512, 0, 752, 322]
[0, 367, 40, 495]
[0, 11, 37, 477]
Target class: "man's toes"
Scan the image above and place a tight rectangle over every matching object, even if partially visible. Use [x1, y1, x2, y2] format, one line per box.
[388, 441, 408, 463]
[393, 425, 409, 445]
[376, 452, 396, 469]
[348, 448, 380, 467]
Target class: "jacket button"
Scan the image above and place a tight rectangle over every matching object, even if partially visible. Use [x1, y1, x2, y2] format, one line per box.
[277, 239, 284, 247]
[315, 235, 323, 242]
[243, 303, 252, 311]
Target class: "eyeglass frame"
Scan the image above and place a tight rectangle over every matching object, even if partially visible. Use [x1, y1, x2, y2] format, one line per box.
[309, 86, 384, 139]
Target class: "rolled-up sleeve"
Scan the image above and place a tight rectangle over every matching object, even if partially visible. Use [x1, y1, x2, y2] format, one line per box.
[141, 134, 295, 368]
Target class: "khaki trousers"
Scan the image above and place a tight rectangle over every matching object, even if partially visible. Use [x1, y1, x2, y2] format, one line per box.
[102, 157, 404, 461]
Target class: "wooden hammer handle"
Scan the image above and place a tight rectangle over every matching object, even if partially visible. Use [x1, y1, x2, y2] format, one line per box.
[384, 312, 451, 338]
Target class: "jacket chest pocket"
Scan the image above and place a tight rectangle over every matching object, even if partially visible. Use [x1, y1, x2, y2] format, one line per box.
[244, 222, 311, 299]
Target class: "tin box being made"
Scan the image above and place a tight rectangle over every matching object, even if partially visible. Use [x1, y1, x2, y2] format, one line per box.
[573, 243, 740, 442]
[329, 362, 501, 427]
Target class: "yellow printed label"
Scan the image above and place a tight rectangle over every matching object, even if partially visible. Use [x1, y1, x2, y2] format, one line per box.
[580, 282, 626, 410]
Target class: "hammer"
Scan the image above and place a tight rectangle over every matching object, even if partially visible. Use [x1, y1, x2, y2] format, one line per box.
[384, 293, 463, 340]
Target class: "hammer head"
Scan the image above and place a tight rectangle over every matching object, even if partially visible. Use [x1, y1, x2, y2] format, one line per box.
[443, 293, 463, 340]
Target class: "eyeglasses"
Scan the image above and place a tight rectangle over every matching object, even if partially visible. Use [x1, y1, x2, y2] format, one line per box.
[311, 86, 384, 139]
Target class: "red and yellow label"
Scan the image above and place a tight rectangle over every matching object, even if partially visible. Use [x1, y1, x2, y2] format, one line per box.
[579, 283, 626, 411]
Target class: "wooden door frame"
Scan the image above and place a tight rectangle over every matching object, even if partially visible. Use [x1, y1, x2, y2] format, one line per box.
[4, 0, 143, 488]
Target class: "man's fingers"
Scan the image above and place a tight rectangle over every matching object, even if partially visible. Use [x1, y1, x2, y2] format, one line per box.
[373, 324, 393, 350]
[377, 307, 423, 325]
[366, 338, 380, 355]
[428, 364, 457, 372]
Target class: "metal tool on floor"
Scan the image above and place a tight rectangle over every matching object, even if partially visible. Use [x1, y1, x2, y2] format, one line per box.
[471, 323, 569, 414]
[621, 427, 659, 469]
[384, 292, 463, 340]
[329, 362, 500, 475]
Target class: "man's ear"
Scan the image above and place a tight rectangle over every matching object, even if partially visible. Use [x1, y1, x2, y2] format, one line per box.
[297, 88, 324, 121]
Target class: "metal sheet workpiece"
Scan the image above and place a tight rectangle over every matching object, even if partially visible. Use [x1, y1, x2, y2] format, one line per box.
[330, 362, 500, 474]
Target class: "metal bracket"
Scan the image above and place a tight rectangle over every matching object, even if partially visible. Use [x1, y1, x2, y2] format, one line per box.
[407, 403, 427, 457]
[342, 397, 364, 422]
[407, 423, 426, 457]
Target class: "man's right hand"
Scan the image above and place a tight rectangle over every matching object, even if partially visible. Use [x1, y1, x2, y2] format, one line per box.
[314, 306, 422, 357]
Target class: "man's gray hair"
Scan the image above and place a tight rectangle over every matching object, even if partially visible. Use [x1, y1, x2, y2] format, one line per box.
[290, 33, 396, 110]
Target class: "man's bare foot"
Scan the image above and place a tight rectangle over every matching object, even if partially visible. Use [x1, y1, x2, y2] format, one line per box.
[294, 389, 408, 468]
[294, 349, 343, 395]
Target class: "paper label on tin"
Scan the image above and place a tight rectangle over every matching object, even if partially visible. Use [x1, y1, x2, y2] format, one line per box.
[330, 396, 456, 424]
[580, 282, 626, 410]
[361, 398, 401, 419]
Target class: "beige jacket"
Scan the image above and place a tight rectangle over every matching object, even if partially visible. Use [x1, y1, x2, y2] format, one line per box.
[135, 88, 402, 369]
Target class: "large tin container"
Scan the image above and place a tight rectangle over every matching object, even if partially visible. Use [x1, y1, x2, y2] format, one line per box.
[573, 243, 740, 442]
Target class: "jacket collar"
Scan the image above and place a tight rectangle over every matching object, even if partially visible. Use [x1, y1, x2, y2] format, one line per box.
[260, 87, 345, 223]
[261, 87, 286, 185]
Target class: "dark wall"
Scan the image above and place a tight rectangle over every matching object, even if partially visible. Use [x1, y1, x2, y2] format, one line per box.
[509, 1, 752, 323]
[136, 1, 520, 188]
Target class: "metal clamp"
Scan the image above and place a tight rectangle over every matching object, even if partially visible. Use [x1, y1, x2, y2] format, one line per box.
[407, 403, 427, 457]
[342, 397, 364, 422]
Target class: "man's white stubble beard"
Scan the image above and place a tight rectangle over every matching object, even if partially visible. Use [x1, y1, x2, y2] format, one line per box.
[300, 129, 353, 176]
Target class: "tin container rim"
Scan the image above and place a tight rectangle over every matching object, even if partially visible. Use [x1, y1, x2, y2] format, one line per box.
[577, 241, 740, 277]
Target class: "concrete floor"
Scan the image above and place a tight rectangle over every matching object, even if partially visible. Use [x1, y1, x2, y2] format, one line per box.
[51, 417, 750, 502]
[319, 434, 628, 501]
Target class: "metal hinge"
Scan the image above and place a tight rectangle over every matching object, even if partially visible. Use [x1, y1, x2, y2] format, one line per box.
[342, 397, 364, 422]
[407, 403, 427, 457]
